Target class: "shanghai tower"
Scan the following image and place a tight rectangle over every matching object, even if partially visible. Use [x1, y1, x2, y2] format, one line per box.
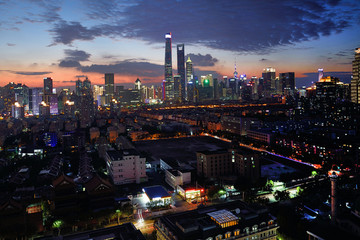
[164, 33, 173, 100]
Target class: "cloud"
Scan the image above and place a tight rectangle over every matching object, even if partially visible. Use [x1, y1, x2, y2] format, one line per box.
[6, 43, 16, 46]
[64, 49, 91, 61]
[51, 21, 102, 45]
[2, 70, 52, 75]
[58, 49, 91, 68]
[259, 58, 268, 62]
[193, 68, 221, 79]
[186, 53, 218, 66]
[56, 0, 358, 53]
[78, 60, 163, 77]
[61, 80, 78, 83]
[59, 60, 81, 68]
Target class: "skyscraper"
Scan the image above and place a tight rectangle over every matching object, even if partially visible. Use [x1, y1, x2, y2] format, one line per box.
[279, 72, 295, 96]
[43, 77, 53, 95]
[262, 67, 276, 97]
[351, 48, 360, 104]
[164, 33, 173, 100]
[177, 44, 185, 102]
[186, 56, 193, 101]
[105, 73, 114, 105]
[318, 68, 324, 82]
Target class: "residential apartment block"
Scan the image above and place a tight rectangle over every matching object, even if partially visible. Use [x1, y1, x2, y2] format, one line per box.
[105, 149, 147, 185]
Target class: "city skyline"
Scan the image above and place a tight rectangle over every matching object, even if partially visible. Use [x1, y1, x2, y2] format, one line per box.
[1, 0, 360, 88]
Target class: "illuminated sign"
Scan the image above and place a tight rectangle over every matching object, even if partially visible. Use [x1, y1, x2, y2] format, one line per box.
[165, 33, 172, 38]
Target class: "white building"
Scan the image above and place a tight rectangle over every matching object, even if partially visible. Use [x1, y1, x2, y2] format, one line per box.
[105, 149, 147, 185]
[165, 169, 191, 190]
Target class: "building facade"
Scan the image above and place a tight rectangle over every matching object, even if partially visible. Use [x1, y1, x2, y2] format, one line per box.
[155, 200, 278, 240]
[105, 149, 147, 185]
[165, 33, 173, 100]
[196, 147, 260, 183]
[105, 73, 115, 105]
[177, 44, 185, 102]
[351, 48, 360, 104]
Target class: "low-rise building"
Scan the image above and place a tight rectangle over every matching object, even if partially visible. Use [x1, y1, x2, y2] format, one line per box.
[155, 200, 278, 240]
[105, 149, 147, 185]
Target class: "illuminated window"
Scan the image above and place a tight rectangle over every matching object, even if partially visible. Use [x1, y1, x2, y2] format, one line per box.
[234, 229, 240, 236]
[225, 232, 231, 238]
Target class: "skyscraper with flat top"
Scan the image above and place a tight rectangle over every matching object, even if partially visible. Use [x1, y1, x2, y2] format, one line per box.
[43, 77, 53, 95]
[164, 33, 173, 100]
[177, 44, 185, 102]
[351, 48, 360, 104]
[105, 73, 114, 105]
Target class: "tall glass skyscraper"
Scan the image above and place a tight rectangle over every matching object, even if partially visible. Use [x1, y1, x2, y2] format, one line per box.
[177, 44, 185, 102]
[351, 48, 360, 104]
[164, 33, 173, 100]
[43, 77, 53, 95]
[186, 56, 193, 101]
[105, 73, 114, 105]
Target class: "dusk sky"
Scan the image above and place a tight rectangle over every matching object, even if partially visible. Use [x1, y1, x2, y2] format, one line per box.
[0, 0, 360, 89]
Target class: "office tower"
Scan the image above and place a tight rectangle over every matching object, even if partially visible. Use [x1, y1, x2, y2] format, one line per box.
[173, 75, 181, 102]
[83, 77, 91, 92]
[318, 68, 324, 82]
[76, 78, 82, 96]
[213, 78, 219, 99]
[43, 77, 53, 95]
[164, 33, 173, 100]
[11, 102, 24, 119]
[351, 48, 360, 104]
[279, 72, 295, 96]
[135, 78, 141, 90]
[186, 56, 193, 100]
[177, 44, 185, 101]
[105, 73, 114, 105]
[78, 77, 95, 127]
[29, 88, 43, 115]
[262, 67, 276, 97]
[49, 94, 58, 115]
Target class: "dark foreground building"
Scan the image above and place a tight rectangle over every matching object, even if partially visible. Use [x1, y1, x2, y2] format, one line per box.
[37, 223, 145, 240]
[155, 200, 278, 240]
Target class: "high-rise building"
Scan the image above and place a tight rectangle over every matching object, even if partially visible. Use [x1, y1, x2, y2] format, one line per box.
[29, 88, 42, 115]
[186, 56, 193, 101]
[105, 73, 114, 105]
[135, 78, 141, 90]
[318, 68, 324, 82]
[351, 48, 360, 104]
[43, 77, 53, 95]
[279, 72, 295, 96]
[164, 33, 173, 100]
[262, 67, 276, 96]
[173, 75, 181, 102]
[177, 44, 185, 102]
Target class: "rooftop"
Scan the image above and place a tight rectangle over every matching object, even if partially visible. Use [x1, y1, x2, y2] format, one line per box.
[143, 185, 171, 200]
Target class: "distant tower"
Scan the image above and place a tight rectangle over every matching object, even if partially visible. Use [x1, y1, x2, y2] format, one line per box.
[105, 73, 114, 105]
[262, 67, 276, 97]
[177, 44, 185, 102]
[186, 56, 193, 101]
[318, 68, 324, 82]
[330, 172, 338, 224]
[351, 48, 360, 104]
[43, 77, 53, 95]
[164, 33, 173, 100]
[135, 78, 141, 90]
[234, 62, 238, 80]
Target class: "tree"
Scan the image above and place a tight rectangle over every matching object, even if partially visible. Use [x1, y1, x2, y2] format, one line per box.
[274, 190, 290, 201]
[207, 185, 223, 201]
